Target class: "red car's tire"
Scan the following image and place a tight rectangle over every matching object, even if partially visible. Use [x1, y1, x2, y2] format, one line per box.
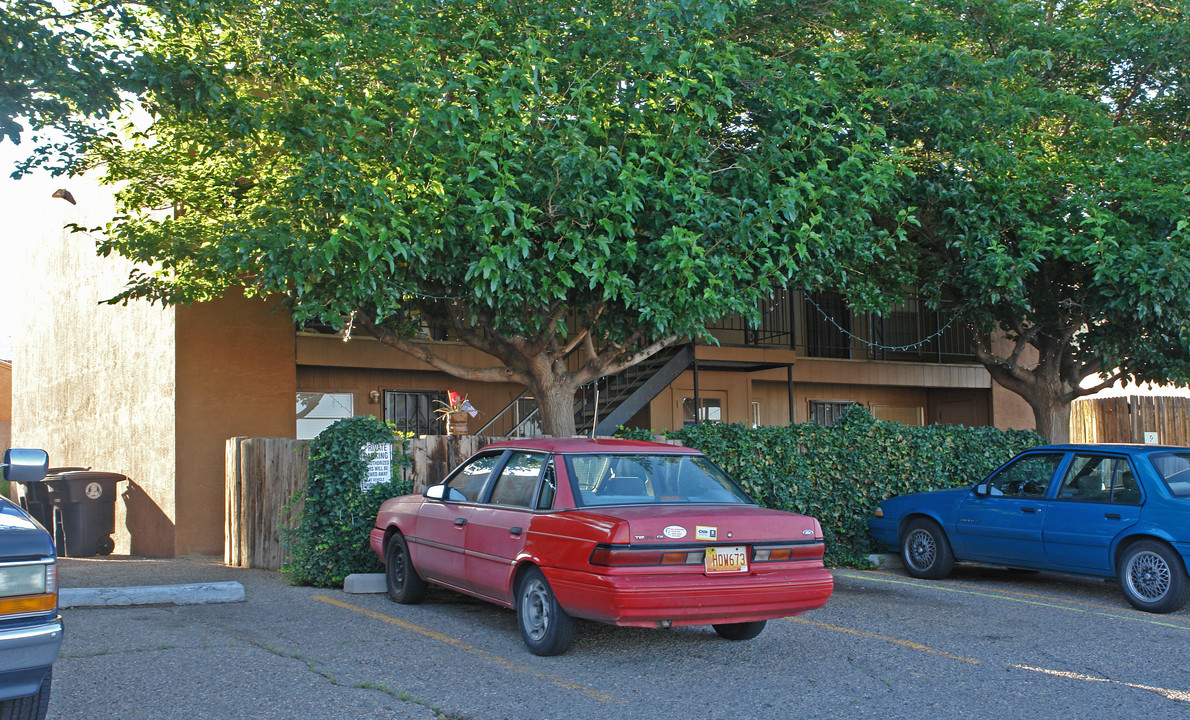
[385, 533, 427, 604]
[517, 567, 576, 656]
[713, 620, 767, 641]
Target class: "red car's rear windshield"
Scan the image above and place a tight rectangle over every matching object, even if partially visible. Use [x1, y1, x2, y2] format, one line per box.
[563, 453, 754, 507]
[1151, 451, 1190, 497]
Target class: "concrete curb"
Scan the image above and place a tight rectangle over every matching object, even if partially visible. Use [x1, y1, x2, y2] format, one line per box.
[343, 573, 386, 594]
[60, 581, 246, 608]
[868, 553, 903, 570]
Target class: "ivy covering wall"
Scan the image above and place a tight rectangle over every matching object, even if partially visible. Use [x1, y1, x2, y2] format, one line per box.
[663, 407, 1045, 565]
[282, 416, 412, 587]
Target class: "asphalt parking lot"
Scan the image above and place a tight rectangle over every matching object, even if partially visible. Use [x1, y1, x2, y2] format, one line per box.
[50, 556, 1190, 720]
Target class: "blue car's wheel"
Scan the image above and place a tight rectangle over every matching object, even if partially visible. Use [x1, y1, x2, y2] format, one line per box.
[1119, 540, 1189, 614]
[901, 518, 954, 579]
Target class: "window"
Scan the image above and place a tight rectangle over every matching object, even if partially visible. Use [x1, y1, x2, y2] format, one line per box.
[565, 454, 753, 507]
[1152, 452, 1190, 497]
[489, 452, 545, 508]
[537, 462, 557, 510]
[445, 453, 502, 502]
[984, 454, 1064, 499]
[809, 401, 858, 426]
[872, 405, 924, 426]
[296, 392, 354, 440]
[1057, 455, 1140, 504]
[385, 390, 447, 436]
[682, 398, 723, 425]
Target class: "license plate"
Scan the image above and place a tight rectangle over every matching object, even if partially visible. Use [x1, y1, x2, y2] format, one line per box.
[704, 545, 749, 574]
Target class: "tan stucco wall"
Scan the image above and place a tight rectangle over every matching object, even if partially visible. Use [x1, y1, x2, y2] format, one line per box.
[175, 294, 296, 556]
[0, 361, 11, 453]
[11, 174, 298, 557]
[11, 174, 179, 556]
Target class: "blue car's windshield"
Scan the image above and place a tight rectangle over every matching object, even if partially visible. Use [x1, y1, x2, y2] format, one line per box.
[565, 454, 753, 507]
[1150, 452, 1190, 497]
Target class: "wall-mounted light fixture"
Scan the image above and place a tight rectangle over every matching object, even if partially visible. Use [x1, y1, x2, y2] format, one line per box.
[369, 390, 381, 403]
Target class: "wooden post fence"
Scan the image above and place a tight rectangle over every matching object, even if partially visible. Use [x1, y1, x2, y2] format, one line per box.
[225, 434, 506, 570]
[1070, 395, 1190, 446]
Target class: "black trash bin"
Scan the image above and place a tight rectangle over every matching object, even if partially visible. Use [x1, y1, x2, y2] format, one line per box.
[42, 471, 127, 557]
[10, 475, 54, 533]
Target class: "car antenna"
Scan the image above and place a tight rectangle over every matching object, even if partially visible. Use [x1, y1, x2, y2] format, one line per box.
[589, 379, 600, 440]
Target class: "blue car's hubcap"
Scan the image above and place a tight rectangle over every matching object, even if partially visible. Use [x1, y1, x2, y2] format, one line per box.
[522, 578, 551, 641]
[1126, 551, 1170, 601]
[907, 529, 937, 570]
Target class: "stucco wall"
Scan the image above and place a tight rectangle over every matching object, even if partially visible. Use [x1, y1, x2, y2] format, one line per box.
[0, 360, 11, 454]
[175, 294, 296, 556]
[11, 174, 179, 556]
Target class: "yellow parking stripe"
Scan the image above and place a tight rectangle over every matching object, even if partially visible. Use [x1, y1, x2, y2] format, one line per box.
[787, 617, 980, 664]
[836, 570, 1190, 630]
[312, 595, 619, 704]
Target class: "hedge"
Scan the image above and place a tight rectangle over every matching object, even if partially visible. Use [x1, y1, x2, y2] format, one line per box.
[664, 407, 1045, 566]
[282, 416, 413, 587]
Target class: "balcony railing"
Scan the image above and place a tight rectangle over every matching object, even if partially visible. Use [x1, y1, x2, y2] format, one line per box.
[707, 289, 975, 362]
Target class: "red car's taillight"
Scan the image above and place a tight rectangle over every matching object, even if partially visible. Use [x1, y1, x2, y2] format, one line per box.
[589, 545, 704, 567]
[590, 542, 822, 567]
[753, 543, 823, 562]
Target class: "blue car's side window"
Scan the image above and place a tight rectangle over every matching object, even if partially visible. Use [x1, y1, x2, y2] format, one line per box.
[1057, 455, 1141, 505]
[986, 454, 1064, 498]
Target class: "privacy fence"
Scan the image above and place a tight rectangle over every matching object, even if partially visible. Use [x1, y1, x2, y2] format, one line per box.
[224, 435, 503, 570]
[1070, 395, 1190, 446]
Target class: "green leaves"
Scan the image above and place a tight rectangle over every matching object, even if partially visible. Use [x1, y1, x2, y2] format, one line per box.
[87, 0, 917, 434]
[672, 408, 1045, 567]
[282, 416, 411, 587]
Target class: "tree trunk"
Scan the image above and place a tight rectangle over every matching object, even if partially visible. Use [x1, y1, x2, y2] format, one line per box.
[1029, 399, 1072, 444]
[533, 378, 580, 438]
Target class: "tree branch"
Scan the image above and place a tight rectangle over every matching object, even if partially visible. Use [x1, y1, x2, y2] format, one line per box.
[355, 312, 529, 384]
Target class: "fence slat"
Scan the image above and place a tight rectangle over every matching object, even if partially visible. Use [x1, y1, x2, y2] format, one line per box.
[225, 435, 508, 570]
[1071, 396, 1190, 446]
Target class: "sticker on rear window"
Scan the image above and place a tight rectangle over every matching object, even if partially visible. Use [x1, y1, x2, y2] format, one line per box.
[696, 526, 717, 540]
[663, 525, 687, 539]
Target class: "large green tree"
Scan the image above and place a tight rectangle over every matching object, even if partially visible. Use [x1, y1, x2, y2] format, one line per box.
[1, 0, 149, 176]
[849, 0, 1190, 441]
[93, 0, 911, 436]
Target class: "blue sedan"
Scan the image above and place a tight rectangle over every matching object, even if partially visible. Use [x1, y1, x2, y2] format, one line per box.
[868, 444, 1190, 613]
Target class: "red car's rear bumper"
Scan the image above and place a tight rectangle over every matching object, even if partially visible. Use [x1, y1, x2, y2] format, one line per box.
[546, 565, 834, 628]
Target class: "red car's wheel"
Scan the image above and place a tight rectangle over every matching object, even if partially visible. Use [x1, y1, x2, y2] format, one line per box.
[385, 533, 427, 604]
[713, 620, 767, 641]
[517, 567, 575, 656]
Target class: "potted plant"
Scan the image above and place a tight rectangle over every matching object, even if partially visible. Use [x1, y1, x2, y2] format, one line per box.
[434, 392, 476, 435]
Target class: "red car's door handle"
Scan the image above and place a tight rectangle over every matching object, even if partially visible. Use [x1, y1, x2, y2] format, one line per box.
[509, 527, 523, 536]
[453, 518, 467, 526]
[1021, 507, 1038, 513]
[1105, 513, 1122, 520]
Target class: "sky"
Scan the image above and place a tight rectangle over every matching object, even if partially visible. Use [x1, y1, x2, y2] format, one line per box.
[0, 139, 38, 361]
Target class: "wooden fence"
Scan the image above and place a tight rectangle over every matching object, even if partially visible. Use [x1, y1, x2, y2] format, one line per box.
[225, 434, 504, 570]
[1070, 395, 1190, 446]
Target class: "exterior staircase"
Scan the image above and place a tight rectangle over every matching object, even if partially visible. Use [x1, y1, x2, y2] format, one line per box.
[476, 344, 694, 438]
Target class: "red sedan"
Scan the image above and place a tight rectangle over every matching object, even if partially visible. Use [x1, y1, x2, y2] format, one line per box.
[369, 438, 833, 655]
